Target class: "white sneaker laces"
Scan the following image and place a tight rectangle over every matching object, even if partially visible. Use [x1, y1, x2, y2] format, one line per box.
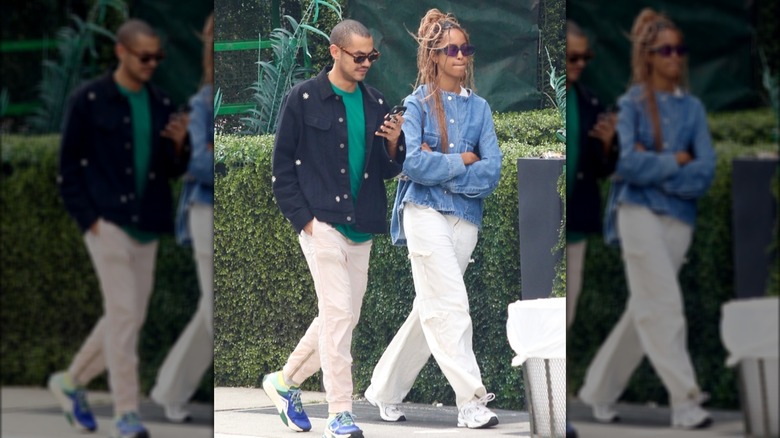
[464, 393, 496, 416]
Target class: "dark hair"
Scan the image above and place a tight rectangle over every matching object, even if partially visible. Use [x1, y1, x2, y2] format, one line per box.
[329, 19, 371, 48]
[116, 19, 158, 46]
[566, 20, 586, 39]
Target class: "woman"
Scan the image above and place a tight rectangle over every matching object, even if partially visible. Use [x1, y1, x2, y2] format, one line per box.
[364, 9, 502, 429]
[577, 9, 715, 429]
[150, 13, 215, 422]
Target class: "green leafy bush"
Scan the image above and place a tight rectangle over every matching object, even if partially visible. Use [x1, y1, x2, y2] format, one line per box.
[0, 135, 211, 401]
[707, 108, 777, 146]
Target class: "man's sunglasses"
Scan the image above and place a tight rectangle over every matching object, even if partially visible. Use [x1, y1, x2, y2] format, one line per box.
[649, 44, 688, 57]
[339, 47, 381, 64]
[437, 43, 476, 57]
[124, 45, 165, 64]
[567, 52, 593, 64]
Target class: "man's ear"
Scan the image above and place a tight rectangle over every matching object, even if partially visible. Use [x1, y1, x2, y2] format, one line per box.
[329, 44, 340, 60]
[115, 43, 125, 60]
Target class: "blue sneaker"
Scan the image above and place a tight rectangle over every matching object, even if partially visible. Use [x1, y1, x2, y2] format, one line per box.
[47, 371, 97, 432]
[323, 411, 363, 438]
[262, 371, 312, 432]
[111, 412, 149, 438]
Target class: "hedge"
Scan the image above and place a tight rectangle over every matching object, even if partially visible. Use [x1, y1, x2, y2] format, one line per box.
[213, 109, 564, 410]
[0, 135, 212, 401]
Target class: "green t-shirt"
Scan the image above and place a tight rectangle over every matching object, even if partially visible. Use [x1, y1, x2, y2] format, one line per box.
[330, 83, 372, 243]
[566, 87, 585, 243]
[117, 84, 158, 243]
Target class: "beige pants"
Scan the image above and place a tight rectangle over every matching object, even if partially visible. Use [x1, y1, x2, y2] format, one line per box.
[68, 219, 158, 415]
[578, 204, 703, 407]
[566, 239, 587, 328]
[151, 203, 214, 405]
[367, 204, 486, 408]
[282, 218, 372, 413]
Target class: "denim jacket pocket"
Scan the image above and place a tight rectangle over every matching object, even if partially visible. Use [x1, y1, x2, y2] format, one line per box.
[422, 132, 441, 151]
[94, 111, 118, 132]
[304, 114, 331, 131]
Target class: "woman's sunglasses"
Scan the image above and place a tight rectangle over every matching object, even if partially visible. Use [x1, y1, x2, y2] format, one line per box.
[437, 43, 476, 57]
[124, 45, 165, 64]
[339, 47, 381, 64]
[649, 44, 688, 57]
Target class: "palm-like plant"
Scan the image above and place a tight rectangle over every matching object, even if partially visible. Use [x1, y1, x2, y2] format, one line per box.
[545, 47, 566, 143]
[29, 0, 128, 133]
[241, 0, 341, 134]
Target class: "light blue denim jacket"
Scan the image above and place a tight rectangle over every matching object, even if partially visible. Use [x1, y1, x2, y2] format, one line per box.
[175, 84, 214, 246]
[390, 85, 502, 245]
[604, 84, 716, 246]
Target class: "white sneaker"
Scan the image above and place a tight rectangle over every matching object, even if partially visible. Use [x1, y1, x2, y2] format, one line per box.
[364, 386, 406, 422]
[592, 403, 619, 423]
[162, 404, 191, 423]
[672, 401, 712, 429]
[150, 392, 192, 423]
[457, 393, 499, 429]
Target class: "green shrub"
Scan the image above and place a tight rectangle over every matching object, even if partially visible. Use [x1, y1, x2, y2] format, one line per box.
[0, 135, 212, 401]
[493, 109, 561, 145]
[708, 108, 777, 146]
[567, 140, 779, 409]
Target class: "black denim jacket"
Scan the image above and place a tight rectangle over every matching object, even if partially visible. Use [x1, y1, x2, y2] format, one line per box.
[272, 68, 405, 234]
[568, 81, 619, 234]
[58, 72, 190, 233]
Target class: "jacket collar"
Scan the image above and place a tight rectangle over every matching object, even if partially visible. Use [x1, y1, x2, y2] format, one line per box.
[315, 66, 381, 105]
[95, 69, 166, 103]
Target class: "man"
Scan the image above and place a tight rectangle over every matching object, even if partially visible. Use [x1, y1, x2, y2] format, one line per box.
[265, 19, 405, 438]
[566, 20, 618, 329]
[50, 19, 190, 438]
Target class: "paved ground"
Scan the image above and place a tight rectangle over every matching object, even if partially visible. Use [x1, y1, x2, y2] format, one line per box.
[214, 387, 531, 438]
[568, 399, 746, 437]
[1, 386, 212, 438]
[3, 386, 751, 438]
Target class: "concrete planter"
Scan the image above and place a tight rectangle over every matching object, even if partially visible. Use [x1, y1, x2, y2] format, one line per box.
[517, 158, 564, 300]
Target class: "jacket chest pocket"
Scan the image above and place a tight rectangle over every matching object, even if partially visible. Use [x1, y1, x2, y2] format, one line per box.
[94, 111, 120, 132]
[304, 114, 332, 131]
[422, 132, 441, 150]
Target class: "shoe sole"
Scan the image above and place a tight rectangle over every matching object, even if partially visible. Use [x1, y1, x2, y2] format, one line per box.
[47, 375, 96, 432]
[322, 430, 364, 438]
[365, 394, 406, 422]
[458, 415, 499, 429]
[165, 413, 192, 423]
[261, 376, 309, 432]
[674, 416, 713, 429]
[110, 431, 149, 438]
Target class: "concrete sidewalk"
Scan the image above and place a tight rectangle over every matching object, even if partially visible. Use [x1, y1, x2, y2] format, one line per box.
[215, 387, 531, 437]
[568, 399, 746, 437]
[1, 386, 213, 438]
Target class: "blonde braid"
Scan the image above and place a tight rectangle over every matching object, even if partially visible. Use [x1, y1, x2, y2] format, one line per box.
[629, 8, 687, 151]
[412, 9, 475, 153]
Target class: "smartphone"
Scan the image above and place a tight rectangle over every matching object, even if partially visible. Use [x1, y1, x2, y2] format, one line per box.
[385, 105, 406, 121]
